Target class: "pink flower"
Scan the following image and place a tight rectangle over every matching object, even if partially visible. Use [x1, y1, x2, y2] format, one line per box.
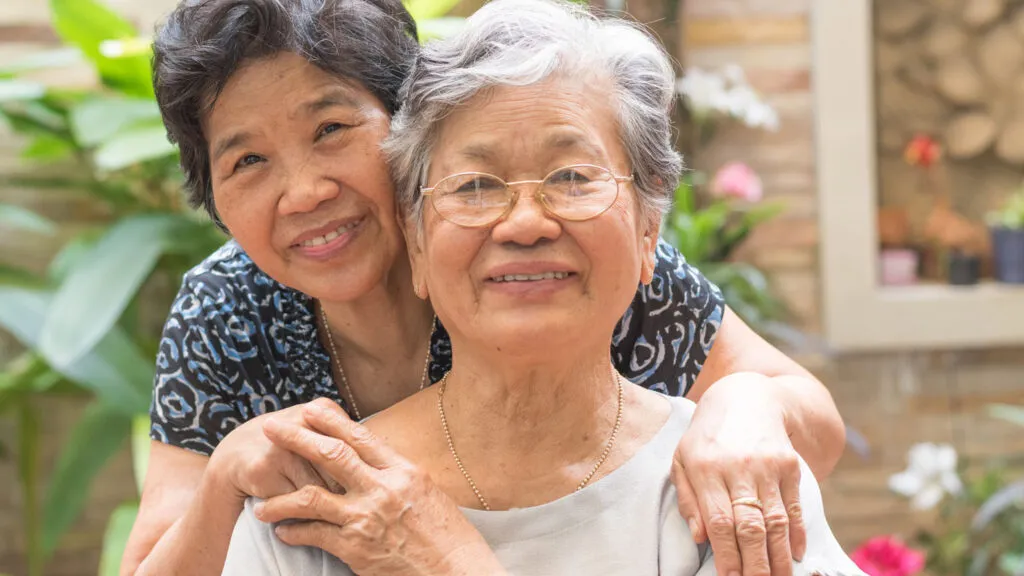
[851, 536, 925, 576]
[709, 161, 763, 202]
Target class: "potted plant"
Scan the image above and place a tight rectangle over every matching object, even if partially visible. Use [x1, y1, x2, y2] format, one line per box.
[987, 185, 1024, 284]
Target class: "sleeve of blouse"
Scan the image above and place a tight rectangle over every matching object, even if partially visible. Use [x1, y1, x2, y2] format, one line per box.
[610, 238, 725, 398]
[149, 278, 245, 456]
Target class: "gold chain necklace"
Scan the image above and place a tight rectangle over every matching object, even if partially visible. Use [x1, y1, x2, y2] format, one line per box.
[437, 368, 624, 511]
[318, 303, 435, 421]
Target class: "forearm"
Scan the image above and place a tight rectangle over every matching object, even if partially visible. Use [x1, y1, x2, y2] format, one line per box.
[133, 472, 246, 576]
[765, 374, 846, 480]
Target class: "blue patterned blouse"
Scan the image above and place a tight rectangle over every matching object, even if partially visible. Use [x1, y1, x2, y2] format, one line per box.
[150, 239, 724, 456]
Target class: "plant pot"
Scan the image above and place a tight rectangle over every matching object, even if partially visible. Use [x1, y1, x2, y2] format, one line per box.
[947, 251, 980, 286]
[990, 227, 1024, 284]
[879, 248, 919, 286]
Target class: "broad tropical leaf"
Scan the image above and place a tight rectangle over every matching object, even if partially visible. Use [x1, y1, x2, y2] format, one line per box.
[0, 80, 45, 102]
[0, 203, 56, 235]
[39, 214, 181, 369]
[42, 401, 132, 556]
[98, 503, 139, 576]
[48, 0, 153, 98]
[94, 124, 178, 171]
[69, 97, 162, 147]
[0, 286, 152, 413]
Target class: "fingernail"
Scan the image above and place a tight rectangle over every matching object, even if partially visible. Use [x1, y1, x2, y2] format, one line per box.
[253, 502, 264, 517]
[687, 518, 698, 535]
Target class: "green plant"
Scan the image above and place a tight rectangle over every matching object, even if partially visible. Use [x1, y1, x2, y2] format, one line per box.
[0, 0, 468, 574]
[987, 185, 1024, 230]
[662, 171, 787, 334]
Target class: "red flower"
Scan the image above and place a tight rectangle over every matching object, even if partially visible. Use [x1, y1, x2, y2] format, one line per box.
[903, 135, 941, 168]
[851, 536, 925, 576]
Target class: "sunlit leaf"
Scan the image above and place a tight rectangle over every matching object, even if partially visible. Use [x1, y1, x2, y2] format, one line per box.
[971, 480, 1024, 532]
[94, 124, 177, 171]
[21, 133, 75, 162]
[0, 286, 152, 414]
[131, 415, 150, 495]
[98, 503, 139, 576]
[989, 404, 1024, 427]
[47, 231, 101, 282]
[417, 17, 466, 41]
[0, 203, 56, 235]
[0, 80, 45, 102]
[48, 0, 153, 98]
[405, 0, 462, 22]
[39, 214, 181, 369]
[70, 97, 162, 147]
[0, 48, 83, 77]
[42, 401, 131, 556]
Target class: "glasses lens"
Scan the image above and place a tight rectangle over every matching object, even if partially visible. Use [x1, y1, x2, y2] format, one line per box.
[432, 173, 509, 226]
[540, 165, 617, 220]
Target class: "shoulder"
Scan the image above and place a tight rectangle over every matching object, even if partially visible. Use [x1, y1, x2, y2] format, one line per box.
[223, 498, 349, 576]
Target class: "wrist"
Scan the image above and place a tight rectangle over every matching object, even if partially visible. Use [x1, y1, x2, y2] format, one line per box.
[701, 372, 792, 429]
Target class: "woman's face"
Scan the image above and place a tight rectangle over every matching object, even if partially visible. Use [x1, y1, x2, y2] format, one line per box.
[205, 52, 404, 301]
[408, 76, 660, 355]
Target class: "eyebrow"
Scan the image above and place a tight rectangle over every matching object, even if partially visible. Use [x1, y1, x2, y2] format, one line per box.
[454, 132, 604, 164]
[210, 89, 362, 163]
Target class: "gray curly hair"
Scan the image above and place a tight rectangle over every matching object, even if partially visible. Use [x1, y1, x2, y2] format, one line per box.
[383, 0, 682, 227]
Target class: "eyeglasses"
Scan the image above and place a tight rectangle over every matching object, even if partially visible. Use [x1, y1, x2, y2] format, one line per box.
[420, 164, 633, 228]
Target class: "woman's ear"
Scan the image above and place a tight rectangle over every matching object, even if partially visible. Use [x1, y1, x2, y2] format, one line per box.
[400, 210, 430, 300]
[640, 214, 661, 286]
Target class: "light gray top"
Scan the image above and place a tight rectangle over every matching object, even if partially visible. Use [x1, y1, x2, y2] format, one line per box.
[222, 396, 864, 575]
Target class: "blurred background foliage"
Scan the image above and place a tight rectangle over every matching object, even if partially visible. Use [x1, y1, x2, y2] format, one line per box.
[0, 0, 793, 574]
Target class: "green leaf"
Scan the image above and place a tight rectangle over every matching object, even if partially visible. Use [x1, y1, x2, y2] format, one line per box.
[40, 214, 181, 369]
[48, 0, 153, 98]
[0, 286, 152, 414]
[0, 264, 47, 289]
[0, 101, 69, 138]
[69, 97, 162, 147]
[98, 503, 139, 576]
[21, 133, 75, 162]
[42, 401, 131, 556]
[94, 124, 177, 171]
[405, 0, 462, 22]
[0, 48, 83, 77]
[0, 203, 56, 235]
[47, 230, 101, 283]
[131, 415, 150, 495]
[989, 404, 1024, 427]
[417, 17, 467, 41]
[0, 80, 45, 102]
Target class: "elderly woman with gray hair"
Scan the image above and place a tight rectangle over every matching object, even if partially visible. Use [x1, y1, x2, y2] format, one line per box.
[221, 0, 863, 573]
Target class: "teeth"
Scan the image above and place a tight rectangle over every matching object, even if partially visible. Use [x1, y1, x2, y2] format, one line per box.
[299, 221, 359, 248]
[491, 271, 570, 282]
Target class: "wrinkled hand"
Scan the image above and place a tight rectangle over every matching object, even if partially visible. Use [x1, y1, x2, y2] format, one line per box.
[255, 398, 502, 576]
[672, 373, 807, 576]
[208, 403, 337, 504]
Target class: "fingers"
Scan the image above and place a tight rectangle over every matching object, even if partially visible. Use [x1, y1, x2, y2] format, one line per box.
[256, 485, 351, 525]
[780, 461, 806, 562]
[273, 519, 345, 555]
[263, 415, 374, 492]
[303, 399, 402, 469]
[727, 484, 771, 576]
[759, 481, 793, 576]
[697, 477, 744, 576]
[671, 453, 706, 542]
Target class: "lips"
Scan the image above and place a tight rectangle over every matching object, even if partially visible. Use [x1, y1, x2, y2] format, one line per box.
[290, 217, 365, 248]
[490, 271, 572, 282]
[484, 262, 577, 283]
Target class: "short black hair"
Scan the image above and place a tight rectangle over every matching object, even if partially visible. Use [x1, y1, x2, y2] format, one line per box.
[152, 0, 419, 226]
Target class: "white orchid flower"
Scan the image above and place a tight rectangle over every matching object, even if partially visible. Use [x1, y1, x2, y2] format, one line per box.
[676, 65, 779, 132]
[888, 442, 963, 510]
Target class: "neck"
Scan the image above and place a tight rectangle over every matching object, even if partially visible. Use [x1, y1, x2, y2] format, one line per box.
[319, 256, 433, 365]
[442, 346, 620, 454]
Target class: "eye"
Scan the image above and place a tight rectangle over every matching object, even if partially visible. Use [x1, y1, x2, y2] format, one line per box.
[233, 153, 264, 171]
[549, 168, 591, 184]
[317, 122, 348, 140]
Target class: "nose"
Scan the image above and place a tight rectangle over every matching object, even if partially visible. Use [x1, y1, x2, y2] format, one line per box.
[277, 159, 341, 216]
[490, 187, 561, 246]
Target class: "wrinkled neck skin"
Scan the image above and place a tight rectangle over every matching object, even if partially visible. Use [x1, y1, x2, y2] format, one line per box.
[318, 248, 434, 367]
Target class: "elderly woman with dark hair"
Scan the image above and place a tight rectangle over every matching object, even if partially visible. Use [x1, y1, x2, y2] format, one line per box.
[221, 0, 862, 573]
[124, 0, 848, 574]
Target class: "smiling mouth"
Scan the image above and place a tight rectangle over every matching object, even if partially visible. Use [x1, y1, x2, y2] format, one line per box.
[294, 218, 364, 248]
[489, 272, 573, 282]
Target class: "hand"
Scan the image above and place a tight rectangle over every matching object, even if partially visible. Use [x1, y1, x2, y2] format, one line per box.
[672, 373, 807, 576]
[255, 398, 504, 576]
[207, 404, 337, 504]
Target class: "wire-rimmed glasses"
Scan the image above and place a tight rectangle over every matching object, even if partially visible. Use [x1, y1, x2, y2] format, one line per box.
[420, 164, 633, 228]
